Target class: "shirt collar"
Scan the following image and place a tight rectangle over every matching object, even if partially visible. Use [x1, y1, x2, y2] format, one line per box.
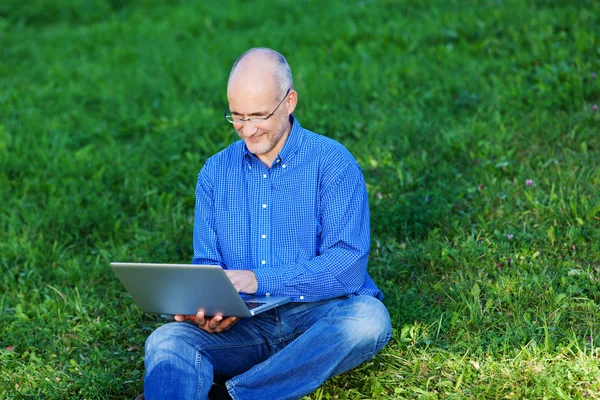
[242, 114, 304, 165]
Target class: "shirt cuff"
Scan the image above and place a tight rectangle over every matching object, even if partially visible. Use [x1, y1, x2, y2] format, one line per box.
[252, 267, 283, 296]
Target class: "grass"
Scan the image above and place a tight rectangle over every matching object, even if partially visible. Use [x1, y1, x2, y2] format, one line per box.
[1, 0, 599, 398]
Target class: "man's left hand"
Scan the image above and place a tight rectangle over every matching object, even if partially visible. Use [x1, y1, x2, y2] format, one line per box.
[225, 270, 258, 294]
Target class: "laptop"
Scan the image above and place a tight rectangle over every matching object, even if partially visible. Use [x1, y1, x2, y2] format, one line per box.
[110, 262, 290, 317]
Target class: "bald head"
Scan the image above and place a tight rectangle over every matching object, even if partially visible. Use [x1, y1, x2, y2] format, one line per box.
[228, 48, 294, 100]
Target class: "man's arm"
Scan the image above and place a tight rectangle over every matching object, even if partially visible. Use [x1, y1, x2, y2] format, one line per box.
[191, 158, 225, 267]
[253, 162, 371, 302]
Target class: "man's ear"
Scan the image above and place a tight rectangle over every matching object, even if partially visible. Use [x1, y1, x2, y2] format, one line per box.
[285, 90, 298, 115]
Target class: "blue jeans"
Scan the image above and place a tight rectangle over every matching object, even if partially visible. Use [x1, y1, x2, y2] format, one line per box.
[143, 295, 392, 400]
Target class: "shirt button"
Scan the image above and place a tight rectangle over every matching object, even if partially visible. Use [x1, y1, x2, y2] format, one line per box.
[248, 166, 252, 169]
[261, 235, 266, 239]
[262, 204, 267, 208]
[266, 293, 271, 296]
[300, 296, 305, 300]
[261, 260, 266, 265]
[263, 174, 267, 178]
[282, 164, 287, 168]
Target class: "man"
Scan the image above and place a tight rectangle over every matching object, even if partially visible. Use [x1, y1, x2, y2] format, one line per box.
[142, 48, 392, 400]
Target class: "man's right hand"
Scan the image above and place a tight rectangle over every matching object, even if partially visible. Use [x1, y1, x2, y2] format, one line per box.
[174, 310, 239, 333]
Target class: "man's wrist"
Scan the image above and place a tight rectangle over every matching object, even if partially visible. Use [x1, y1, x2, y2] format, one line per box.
[249, 270, 258, 293]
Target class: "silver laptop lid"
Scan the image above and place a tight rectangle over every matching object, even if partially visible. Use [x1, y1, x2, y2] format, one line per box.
[110, 263, 289, 317]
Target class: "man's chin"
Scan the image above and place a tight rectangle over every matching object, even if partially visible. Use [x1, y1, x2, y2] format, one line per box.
[245, 142, 268, 156]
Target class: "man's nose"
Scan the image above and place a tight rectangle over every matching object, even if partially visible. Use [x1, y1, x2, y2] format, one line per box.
[241, 121, 258, 136]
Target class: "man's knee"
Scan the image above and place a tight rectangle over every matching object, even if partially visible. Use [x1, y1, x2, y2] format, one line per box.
[144, 323, 214, 399]
[336, 296, 393, 351]
[144, 322, 200, 366]
[146, 322, 180, 352]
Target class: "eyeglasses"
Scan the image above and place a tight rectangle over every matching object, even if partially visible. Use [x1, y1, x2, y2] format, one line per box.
[224, 88, 291, 126]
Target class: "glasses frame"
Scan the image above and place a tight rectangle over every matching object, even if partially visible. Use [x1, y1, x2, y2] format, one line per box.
[224, 88, 291, 126]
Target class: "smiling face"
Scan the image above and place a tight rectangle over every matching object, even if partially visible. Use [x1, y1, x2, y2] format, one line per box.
[227, 55, 297, 167]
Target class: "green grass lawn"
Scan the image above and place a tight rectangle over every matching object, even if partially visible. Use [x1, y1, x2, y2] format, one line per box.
[1, 0, 599, 398]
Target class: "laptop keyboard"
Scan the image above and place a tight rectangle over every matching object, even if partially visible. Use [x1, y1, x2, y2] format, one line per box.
[244, 301, 266, 310]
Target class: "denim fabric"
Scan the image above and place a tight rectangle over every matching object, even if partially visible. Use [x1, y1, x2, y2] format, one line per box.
[144, 296, 392, 400]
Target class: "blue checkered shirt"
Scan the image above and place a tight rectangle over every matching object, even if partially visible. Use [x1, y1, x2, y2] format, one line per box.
[192, 115, 382, 302]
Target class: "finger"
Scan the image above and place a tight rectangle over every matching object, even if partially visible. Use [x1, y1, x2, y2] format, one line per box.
[174, 314, 195, 322]
[217, 317, 239, 332]
[195, 310, 206, 324]
[209, 315, 223, 331]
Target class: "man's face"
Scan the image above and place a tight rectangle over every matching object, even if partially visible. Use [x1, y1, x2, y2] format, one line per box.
[227, 81, 291, 164]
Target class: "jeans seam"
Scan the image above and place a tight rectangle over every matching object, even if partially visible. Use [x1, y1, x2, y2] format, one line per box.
[226, 380, 238, 400]
[195, 349, 203, 400]
[196, 338, 266, 351]
[280, 331, 304, 343]
[227, 347, 277, 387]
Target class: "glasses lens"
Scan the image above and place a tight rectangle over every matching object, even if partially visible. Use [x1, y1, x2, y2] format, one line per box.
[225, 115, 268, 126]
[249, 117, 269, 126]
[226, 116, 243, 125]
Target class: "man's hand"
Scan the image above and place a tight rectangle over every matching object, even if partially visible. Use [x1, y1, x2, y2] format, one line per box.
[173, 269, 256, 333]
[174, 310, 239, 333]
[225, 270, 258, 294]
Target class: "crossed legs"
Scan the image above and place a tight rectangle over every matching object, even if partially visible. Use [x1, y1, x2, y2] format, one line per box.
[144, 296, 392, 400]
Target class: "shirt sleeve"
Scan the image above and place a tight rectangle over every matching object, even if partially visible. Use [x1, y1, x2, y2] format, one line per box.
[191, 158, 225, 267]
[253, 161, 371, 302]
